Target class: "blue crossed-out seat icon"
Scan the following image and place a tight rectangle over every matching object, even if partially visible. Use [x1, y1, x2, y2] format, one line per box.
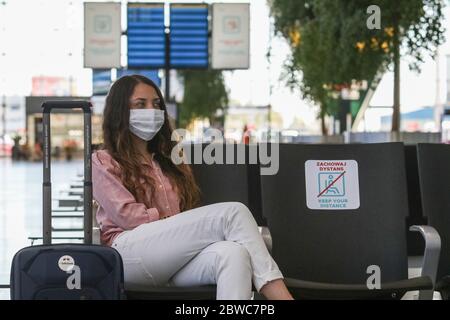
[318, 172, 346, 197]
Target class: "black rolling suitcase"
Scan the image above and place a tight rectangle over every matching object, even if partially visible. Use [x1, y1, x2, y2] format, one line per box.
[10, 101, 125, 300]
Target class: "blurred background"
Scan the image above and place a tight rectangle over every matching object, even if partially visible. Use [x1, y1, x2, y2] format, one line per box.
[0, 0, 449, 160]
[1, 0, 450, 298]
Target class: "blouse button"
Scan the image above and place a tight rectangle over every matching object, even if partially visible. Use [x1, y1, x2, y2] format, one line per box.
[159, 184, 163, 188]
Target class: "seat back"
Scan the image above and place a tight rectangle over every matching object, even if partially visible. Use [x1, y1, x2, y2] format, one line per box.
[260, 143, 410, 284]
[416, 143, 450, 280]
[404, 145, 427, 255]
[187, 143, 266, 226]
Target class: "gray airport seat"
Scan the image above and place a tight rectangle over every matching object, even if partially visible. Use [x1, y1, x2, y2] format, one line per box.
[404, 145, 428, 256]
[416, 143, 450, 299]
[260, 142, 440, 300]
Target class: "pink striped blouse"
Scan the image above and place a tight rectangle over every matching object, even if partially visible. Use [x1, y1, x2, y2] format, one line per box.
[92, 150, 181, 246]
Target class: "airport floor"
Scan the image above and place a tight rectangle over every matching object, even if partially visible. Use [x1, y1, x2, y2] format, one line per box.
[0, 158, 438, 300]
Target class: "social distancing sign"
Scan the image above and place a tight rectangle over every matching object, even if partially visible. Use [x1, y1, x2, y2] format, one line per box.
[305, 160, 360, 210]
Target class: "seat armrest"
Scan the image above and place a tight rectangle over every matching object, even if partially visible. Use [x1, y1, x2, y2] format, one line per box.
[410, 225, 441, 300]
[92, 227, 101, 245]
[258, 226, 272, 253]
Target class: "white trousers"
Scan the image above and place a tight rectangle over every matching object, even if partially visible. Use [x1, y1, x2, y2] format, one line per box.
[112, 202, 284, 300]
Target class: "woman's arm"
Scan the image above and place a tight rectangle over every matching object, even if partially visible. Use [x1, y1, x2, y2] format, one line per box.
[92, 151, 160, 230]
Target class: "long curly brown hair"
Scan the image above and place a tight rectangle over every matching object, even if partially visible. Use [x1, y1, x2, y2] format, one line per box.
[101, 74, 200, 211]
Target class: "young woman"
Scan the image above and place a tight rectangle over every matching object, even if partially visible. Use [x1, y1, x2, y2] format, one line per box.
[92, 75, 293, 300]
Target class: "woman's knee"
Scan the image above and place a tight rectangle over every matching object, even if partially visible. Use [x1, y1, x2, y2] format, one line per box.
[205, 202, 258, 233]
[224, 202, 254, 221]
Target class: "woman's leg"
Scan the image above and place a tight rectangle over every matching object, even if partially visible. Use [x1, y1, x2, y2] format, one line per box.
[260, 279, 293, 300]
[112, 202, 284, 294]
[168, 241, 253, 300]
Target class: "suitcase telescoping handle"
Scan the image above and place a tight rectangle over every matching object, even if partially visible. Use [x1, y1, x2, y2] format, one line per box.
[42, 100, 93, 245]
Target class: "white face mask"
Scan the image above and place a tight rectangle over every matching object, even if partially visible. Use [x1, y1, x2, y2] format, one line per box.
[129, 109, 165, 141]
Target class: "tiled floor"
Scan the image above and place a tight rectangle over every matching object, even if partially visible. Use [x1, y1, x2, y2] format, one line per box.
[0, 157, 83, 288]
